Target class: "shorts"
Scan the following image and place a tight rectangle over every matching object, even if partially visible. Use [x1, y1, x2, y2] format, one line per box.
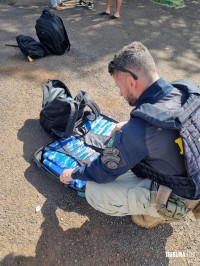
[50, 0, 62, 6]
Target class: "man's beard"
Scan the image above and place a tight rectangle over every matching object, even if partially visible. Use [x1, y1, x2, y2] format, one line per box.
[126, 95, 137, 107]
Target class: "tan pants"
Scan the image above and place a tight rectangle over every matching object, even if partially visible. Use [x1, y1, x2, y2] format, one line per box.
[85, 171, 163, 218]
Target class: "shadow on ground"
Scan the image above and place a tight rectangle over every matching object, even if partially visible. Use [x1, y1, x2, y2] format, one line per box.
[1, 0, 199, 265]
[0, 0, 200, 82]
[1, 119, 173, 265]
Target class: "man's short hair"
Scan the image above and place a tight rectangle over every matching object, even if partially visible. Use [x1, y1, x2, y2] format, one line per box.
[113, 42, 157, 77]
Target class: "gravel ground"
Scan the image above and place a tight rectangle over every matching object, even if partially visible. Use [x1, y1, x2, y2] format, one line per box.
[0, 0, 200, 265]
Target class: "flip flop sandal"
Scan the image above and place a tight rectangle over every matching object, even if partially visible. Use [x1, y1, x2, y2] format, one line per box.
[100, 11, 110, 16]
[109, 15, 120, 19]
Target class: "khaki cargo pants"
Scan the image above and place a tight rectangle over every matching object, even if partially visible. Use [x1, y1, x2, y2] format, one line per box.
[85, 171, 163, 218]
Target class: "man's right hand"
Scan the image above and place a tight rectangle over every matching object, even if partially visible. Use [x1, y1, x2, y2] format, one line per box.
[60, 169, 74, 184]
[111, 121, 127, 135]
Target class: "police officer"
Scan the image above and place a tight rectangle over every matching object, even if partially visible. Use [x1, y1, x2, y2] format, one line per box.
[60, 42, 200, 228]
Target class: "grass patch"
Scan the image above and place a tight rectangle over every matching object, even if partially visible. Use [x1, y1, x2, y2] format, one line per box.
[152, 0, 185, 8]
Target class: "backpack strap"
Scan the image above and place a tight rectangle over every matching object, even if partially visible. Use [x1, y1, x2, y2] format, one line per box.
[51, 100, 79, 138]
[84, 92, 101, 120]
[41, 8, 54, 18]
[47, 139, 90, 166]
[63, 100, 79, 138]
[75, 91, 101, 120]
[59, 18, 71, 51]
[57, 139, 87, 165]
[5, 44, 19, 48]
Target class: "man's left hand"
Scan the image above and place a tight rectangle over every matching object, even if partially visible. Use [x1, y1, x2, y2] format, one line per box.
[60, 169, 74, 184]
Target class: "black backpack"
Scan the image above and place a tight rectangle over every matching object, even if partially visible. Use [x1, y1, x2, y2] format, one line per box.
[40, 80, 100, 138]
[15, 35, 50, 61]
[35, 9, 70, 55]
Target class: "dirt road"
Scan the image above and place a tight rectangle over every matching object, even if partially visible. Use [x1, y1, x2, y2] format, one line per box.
[0, 0, 200, 265]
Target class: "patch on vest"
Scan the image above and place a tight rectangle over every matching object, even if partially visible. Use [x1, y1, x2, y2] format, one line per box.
[175, 137, 184, 155]
[101, 147, 121, 169]
[106, 136, 115, 148]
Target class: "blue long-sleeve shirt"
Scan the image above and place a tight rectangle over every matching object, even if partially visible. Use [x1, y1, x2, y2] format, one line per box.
[72, 78, 186, 183]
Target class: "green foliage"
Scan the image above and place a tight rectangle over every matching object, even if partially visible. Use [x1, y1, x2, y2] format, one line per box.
[152, 0, 185, 8]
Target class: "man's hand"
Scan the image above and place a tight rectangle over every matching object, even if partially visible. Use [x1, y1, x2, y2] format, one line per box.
[60, 169, 74, 184]
[111, 121, 127, 135]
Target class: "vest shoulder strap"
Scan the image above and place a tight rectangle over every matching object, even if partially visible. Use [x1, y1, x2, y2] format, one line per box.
[131, 80, 200, 129]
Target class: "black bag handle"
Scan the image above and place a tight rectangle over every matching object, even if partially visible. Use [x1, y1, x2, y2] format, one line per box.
[84, 93, 101, 120]
[42, 8, 54, 18]
[75, 91, 101, 120]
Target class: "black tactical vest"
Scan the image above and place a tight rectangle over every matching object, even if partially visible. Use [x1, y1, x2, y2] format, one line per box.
[132, 80, 200, 200]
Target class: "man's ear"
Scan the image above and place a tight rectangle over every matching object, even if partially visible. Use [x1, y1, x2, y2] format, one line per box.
[127, 75, 136, 92]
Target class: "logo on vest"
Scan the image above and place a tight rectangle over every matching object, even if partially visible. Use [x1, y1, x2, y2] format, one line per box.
[175, 137, 184, 155]
[101, 147, 121, 169]
[106, 136, 115, 148]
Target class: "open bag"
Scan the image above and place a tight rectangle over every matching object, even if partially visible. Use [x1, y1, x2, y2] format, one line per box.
[34, 80, 117, 196]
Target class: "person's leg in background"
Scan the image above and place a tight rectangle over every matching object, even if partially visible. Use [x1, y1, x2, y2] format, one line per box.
[100, 0, 122, 18]
[105, 0, 111, 15]
[75, 0, 94, 10]
[100, 0, 111, 16]
[50, 0, 68, 10]
[114, 0, 122, 18]
[87, 0, 94, 10]
[109, 0, 122, 19]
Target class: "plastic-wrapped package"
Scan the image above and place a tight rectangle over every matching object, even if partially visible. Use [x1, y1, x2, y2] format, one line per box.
[43, 159, 63, 176]
[36, 115, 117, 196]
[83, 115, 104, 131]
[70, 180, 86, 189]
[96, 122, 116, 136]
[43, 159, 86, 189]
